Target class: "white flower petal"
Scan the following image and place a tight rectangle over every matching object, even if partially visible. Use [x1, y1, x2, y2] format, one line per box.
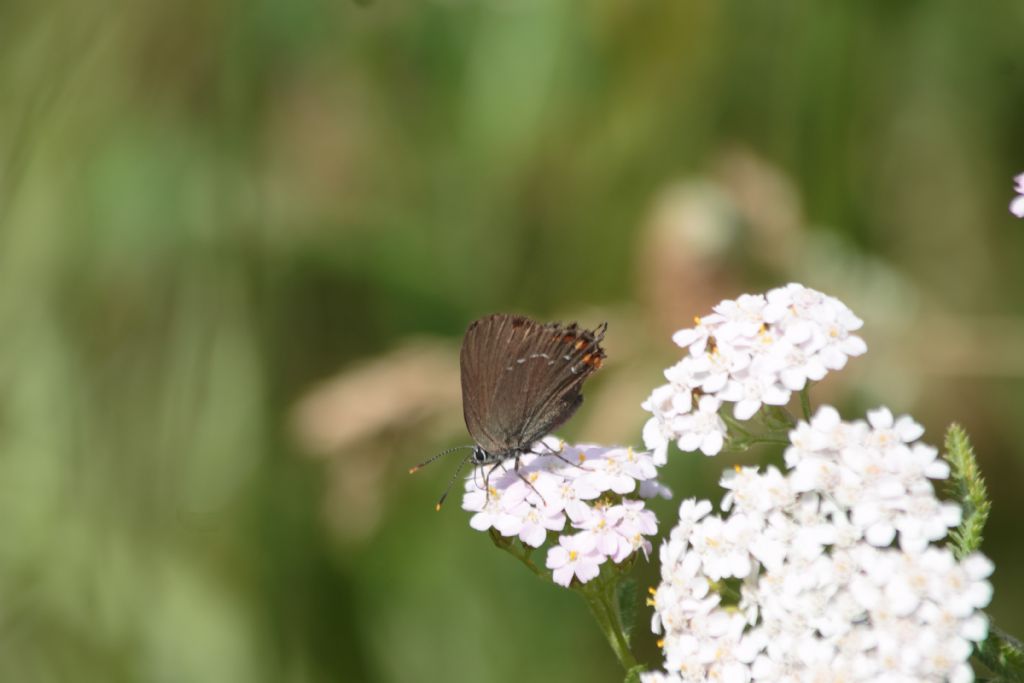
[1011, 193, 1024, 218]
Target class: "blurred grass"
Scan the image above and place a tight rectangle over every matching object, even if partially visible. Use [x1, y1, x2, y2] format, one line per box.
[1, 1, 1023, 681]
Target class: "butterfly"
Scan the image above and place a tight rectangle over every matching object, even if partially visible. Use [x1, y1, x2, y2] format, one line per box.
[411, 313, 607, 509]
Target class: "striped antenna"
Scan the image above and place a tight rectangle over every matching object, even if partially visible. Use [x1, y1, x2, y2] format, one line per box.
[408, 445, 474, 474]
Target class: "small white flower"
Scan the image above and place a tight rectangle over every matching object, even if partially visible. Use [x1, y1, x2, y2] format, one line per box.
[718, 366, 790, 421]
[865, 406, 925, 444]
[580, 446, 657, 494]
[642, 383, 688, 464]
[673, 318, 713, 354]
[721, 465, 793, 514]
[771, 339, 828, 391]
[645, 407, 993, 682]
[671, 498, 713, 545]
[1011, 172, 1024, 218]
[576, 503, 631, 561]
[639, 672, 685, 683]
[640, 478, 674, 500]
[461, 441, 669, 588]
[643, 284, 866, 461]
[712, 293, 768, 341]
[462, 486, 517, 533]
[687, 345, 751, 394]
[615, 499, 660, 560]
[546, 533, 605, 587]
[501, 502, 566, 547]
[689, 515, 753, 580]
[675, 395, 727, 456]
[642, 415, 673, 466]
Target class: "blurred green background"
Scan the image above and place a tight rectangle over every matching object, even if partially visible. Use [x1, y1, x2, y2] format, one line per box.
[1, 1, 1023, 681]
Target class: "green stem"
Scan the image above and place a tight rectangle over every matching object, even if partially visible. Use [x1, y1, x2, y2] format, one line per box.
[799, 387, 812, 421]
[726, 434, 791, 452]
[488, 529, 545, 577]
[489, 530, 642, 672]
[761, 405, 797, 429]
[744, 436, 790, 446]
[710, 580, 742, 603]
[578, 579, 638, 671]
[721, 408, 792, 452]
[720, 411, 753, 438]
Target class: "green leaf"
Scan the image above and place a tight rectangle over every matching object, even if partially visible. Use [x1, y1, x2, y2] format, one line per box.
[941, 424, 991, 559]
[616, 578, 638, 644]
[975, 626, 1024, 681]
[624, 664, 647, 683]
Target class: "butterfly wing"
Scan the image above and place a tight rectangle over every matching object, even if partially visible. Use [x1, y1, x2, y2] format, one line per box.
[460, 314, 606, 455]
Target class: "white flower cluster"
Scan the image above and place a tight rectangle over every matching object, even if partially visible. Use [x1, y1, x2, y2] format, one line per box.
[644, 406, 993, 683]
[642, 284, 867, 461]
[462, 439, 671, 587]
[1011, 173, 1024, 218]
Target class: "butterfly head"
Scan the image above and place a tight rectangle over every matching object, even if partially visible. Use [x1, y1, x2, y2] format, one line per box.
[471, 445, 510, 466]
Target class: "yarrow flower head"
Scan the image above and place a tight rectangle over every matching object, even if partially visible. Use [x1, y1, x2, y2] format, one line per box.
[1011, 172, 1024, 218]
[642, 283, 866, 462]
[643, 406, 994, 683]
[461, 438, 671, 587]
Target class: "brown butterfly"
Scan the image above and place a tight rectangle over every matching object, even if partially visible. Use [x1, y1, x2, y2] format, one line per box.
[410, 313, 607, 509]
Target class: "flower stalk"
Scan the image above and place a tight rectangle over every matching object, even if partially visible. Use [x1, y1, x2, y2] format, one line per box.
[491, 526, 643, 672]
[488, 528, 544, 577]
[576, 566, 639, 672]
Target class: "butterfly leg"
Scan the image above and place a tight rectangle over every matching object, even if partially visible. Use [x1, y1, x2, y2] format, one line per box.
[482, 461, 505, 503]
[512, 454, 548, 506]
[472, 461, 486, 491]
[552, 450, 585, 470]
[530, 439, 584, 470]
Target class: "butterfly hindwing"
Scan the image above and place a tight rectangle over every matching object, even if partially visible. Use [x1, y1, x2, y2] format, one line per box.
[460, 314, 606, 457]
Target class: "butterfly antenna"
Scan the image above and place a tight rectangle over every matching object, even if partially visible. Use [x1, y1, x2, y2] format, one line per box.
[434, 453, 474, 512]
[408, 445, 474, 474]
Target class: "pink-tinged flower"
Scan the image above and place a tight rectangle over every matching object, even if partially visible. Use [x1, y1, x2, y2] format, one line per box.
[546, 534, 605, 587]
[614, 499, 659, 560]
[579, 446, 658, 494]
[576, 504, 632, 561]
[1011, 172, 1024, 218]
[640, 478, 673, 500]
[462, 486, 518, 533]
[461, 441, 670, 587]
[501, 503, 566, 547]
